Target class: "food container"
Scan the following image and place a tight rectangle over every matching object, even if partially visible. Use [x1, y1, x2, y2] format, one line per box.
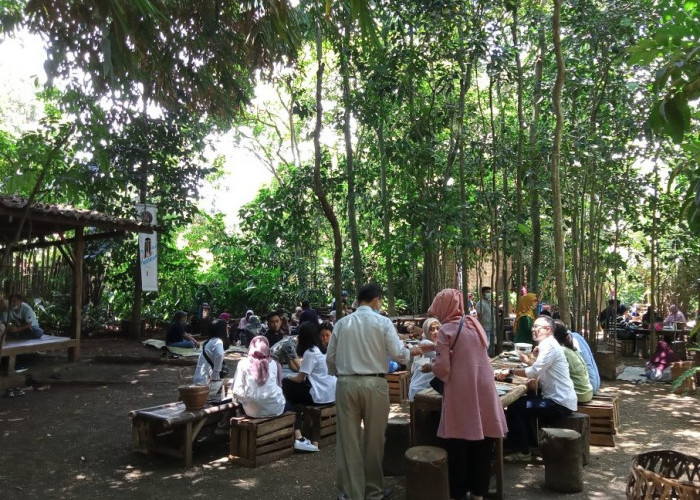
[515, 342, 533, 354]
[178, 384, 209, 411]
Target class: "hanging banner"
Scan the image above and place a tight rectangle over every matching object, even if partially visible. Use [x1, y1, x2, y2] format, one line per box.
[135, 203, 158, 292]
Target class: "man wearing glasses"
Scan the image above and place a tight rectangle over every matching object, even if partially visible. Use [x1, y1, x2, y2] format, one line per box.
[496, 315, 577, 462]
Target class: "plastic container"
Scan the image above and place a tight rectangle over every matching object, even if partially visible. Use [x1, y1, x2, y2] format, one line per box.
[515, 342, 533, 354]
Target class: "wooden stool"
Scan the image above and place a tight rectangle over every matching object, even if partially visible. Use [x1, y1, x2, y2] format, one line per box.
[301, 403, 337, 446]
[383, 417, 410, 476]
[540, 428, 583, 493]
[405, 446, 449, 500]
[229, 412, 296, 467]
[387, 371, 409, 403]
[548, 411, 590, 465]
[577, 396, 618, 447]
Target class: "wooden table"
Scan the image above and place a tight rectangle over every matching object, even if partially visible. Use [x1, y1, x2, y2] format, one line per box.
[411, 379, 527, 500]
[129, 400, 236, 467]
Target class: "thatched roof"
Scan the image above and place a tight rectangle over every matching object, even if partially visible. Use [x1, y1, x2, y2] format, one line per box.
[0, 194, 155, 246]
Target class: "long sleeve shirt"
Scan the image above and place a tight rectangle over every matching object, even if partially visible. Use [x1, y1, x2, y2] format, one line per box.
[326, 305, 409, 376]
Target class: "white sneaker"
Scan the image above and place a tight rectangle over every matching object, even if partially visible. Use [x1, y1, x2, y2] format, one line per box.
[293, 437, 319, 452]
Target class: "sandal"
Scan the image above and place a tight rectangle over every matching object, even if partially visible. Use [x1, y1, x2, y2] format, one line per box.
[13, 387, 25, 396]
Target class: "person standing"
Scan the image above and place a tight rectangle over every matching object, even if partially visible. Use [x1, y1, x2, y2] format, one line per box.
[326, 283, 425, 500]
[475, 286, 494, 356]
[429, 289, 507, 500]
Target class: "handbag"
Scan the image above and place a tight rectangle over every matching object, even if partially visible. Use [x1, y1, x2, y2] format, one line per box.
[202, 340, 229, 379]
[429, 315, 465, 395]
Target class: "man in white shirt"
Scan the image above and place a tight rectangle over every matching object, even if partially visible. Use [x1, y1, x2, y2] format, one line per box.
[496, 314, 577, 462]
[327, 283, 425, 500]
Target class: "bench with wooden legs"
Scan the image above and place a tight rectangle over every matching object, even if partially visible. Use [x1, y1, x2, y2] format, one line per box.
[129, 401, 237, 467]
[1, 335, 77, 374]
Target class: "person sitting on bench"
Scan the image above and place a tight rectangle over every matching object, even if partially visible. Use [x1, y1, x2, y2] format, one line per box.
[1, 294, 43, 340]
[193, 313, 230, 398]
[282, 320, 336, 452]
[231, 335, 286, 418]
[166, 311, 199, 349]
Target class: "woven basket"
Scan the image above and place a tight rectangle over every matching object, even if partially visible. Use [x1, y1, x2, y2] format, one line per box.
[626, 450, 700, 500]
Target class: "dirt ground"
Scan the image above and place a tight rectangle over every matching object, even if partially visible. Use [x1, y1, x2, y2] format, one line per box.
[1, 336, 698, 500]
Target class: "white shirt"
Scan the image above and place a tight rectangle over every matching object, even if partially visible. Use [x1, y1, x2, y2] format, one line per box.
[524, 334, 578, 411]
[231, 357, 286, 418]
[300, 346, 336, 404]
[326, 305, 410, 376]
[409, 340, 435, 401]
[193, 338, 225, 385]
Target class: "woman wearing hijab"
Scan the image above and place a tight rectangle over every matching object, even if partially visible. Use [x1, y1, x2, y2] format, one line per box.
[512, 292, 539, 345]
[645, 336, 679, 381]
[429, 289, 508, 500]
[237, 310, 254, 345]
[408, 317, 441, 401]
[231, 335, 286, 417]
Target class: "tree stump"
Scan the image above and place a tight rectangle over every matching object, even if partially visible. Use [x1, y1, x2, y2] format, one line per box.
[540, 428, 583, 493]
[405, 446, 449, 500]
[548, 411, 590, 465]
[594, 350, 618, 380]
[383, 417, 410, 476]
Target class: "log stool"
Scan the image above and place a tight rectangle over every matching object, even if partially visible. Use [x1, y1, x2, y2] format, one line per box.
[540, 428, 583, 493]
[383, 417, 410, 476]
[405, 446, 449, 500]
[670, 361, 696, 394]
[548, 411, 590, 465]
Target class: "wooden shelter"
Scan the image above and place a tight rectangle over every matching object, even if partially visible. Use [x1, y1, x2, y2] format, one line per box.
[0, 195, 155, 370]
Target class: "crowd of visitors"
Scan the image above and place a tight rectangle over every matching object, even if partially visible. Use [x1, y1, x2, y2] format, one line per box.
[151, 284, 695, 500]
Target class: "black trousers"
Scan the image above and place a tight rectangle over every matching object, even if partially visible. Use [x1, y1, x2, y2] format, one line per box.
[282, 377, 314, 430]
[504, 395, 572, 454]
[444, 437, 496, 499]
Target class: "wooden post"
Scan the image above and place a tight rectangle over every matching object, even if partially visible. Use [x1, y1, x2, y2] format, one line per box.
[70, 227, 83, 361]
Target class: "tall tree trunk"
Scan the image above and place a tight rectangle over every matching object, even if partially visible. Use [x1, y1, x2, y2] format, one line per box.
[510, 1, 525, 296]
[377, 122, 395, 315]
[529, 19, 546, 293]
[313, 19, 344, 319]
[551, 0, 571, 323]
[340, 17, 364, 292]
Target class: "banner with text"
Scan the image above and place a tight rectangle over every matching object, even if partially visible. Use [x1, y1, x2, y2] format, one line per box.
[136, 204, 158, 292]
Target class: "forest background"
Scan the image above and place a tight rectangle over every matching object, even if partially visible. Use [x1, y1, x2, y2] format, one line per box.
[0, 0, 698, 347]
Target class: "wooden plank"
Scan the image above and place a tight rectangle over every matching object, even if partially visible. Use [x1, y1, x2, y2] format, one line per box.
[257, 426, 295, 446]
[590, 433, 615, 447]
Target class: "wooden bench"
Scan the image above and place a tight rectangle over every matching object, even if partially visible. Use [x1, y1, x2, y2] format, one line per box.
[301, 403, 336, 446]
[229, 412, 296, 467]
[1, 335, 77, 374]
[576, 395, 619, 447]
[129, 400, 237, 467]
[387, 370, 409, 403]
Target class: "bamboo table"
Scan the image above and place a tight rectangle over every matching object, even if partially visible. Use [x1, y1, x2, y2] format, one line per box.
[129, 400, 237, 467]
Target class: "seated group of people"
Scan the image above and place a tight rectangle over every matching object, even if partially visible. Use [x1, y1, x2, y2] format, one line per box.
[191, 314, 337, 453]
[493, 314, 600, 463]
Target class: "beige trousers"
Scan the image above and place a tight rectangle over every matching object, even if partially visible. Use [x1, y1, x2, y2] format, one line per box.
[335, 376, 390, 500]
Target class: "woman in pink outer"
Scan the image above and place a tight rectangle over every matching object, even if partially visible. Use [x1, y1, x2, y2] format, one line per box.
[430, 288, 508, 500]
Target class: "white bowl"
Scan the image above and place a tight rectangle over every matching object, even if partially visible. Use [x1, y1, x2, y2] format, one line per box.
[515, 342, 533, 354]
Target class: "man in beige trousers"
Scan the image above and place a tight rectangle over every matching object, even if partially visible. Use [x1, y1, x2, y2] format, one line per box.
[327, 283, 425, 500]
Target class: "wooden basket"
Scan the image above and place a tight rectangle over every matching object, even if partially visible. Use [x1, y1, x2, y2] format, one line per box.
[626, 450, 700, 500]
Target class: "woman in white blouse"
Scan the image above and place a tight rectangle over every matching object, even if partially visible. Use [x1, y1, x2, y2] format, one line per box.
[231, 335, 286, 418]
[408, 317, 440, 401]
[282, 321, 337, 452]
